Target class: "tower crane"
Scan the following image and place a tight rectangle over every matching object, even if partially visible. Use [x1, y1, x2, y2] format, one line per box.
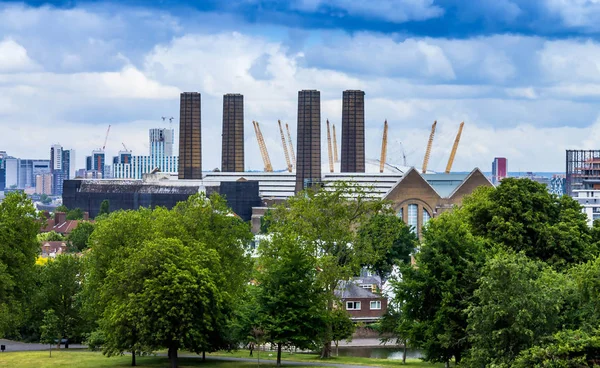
[102, 125, 111, 151]
[285, 123, 296, 168]
[445, 122, 465, 174]
[278, 120, 292, 172]
[326, 120, 334, 173]
[332, 124, 339, 162]
[253, 121, 273, 172]
[380, 120, 388, 173]
[422, 121, 437, 173]
[121, 143, 129, 151]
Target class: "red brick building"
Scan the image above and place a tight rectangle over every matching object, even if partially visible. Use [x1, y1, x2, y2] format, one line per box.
[336, 282, 387, 322]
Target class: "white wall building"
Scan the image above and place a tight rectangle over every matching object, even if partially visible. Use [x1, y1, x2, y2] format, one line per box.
[573, 189, 600, 226]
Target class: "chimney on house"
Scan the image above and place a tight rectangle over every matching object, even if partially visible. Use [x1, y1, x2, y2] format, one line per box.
[54, 212, 66, 224]
[83, 212, 89, 221]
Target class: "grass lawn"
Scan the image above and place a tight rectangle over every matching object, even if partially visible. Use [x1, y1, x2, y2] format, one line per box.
[209, 349, 443, 367]
[0, 350, 331, 368]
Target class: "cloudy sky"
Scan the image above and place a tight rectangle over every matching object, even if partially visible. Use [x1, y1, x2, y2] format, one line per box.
[2, 0, 600, 172]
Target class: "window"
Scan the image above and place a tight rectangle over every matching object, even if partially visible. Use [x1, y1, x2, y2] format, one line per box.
[423, 209, 431, 228]
[370, 301, 381, 310]
[346, 301, 361, 310]
[398, 207, 403, 221]
[408, 204, 418, 233]
[361, 284, 373, 290]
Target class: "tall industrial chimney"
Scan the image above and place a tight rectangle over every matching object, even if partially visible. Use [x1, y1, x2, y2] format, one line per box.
[178, 92, 202, 179]
[341, 90, 365, 173]
[221, 94, 244, 172]
[295, 90, 321, 193]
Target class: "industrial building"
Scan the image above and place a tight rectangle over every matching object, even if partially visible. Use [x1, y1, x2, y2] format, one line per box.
[222, 94, 244, 172]
[296, 90, 321, 192]
[179, 92, 202, 179]
[341, 90, 365, 173]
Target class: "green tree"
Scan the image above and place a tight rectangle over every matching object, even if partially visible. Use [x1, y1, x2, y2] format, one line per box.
[0, 192, 40, 338]
[38, 231, 65, 242]
[66, 208, 84, 220]
[464, 178, 596, 269]
[67, 222, 95, 252]
[268, 182, 385, 358]
[466, 250, 566, 367]
[98, 200, 110, 217]
[40, 309, 60, 357]
[39, 255, 83, 343]
[356, 213, 417, 282]
[55, 205, 68, 213]
[39, 194, 52, 205]
[394, 211, 484, 365]
[330, 309, 355, 357]
[257, 231, 326, 366]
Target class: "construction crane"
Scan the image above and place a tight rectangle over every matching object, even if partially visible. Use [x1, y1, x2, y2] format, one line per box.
[278, 120, 292, 172]
[326, 120, 334, 173]
[332, 124, 339, 162]
[380, 120, 388, 173]
[253, 121, 273, 172]
[285, 123, 296, 168]
[422, 121, 437, 173]
[102, 125, 111, 151]
[445, 122, 465, 174]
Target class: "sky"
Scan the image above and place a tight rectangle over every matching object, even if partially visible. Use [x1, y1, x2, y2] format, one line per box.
[3, 0, 600, 172]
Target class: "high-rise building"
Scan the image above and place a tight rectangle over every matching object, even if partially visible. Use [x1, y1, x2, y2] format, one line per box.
[296, 90, 321, 192]
[0, 151, 7, 190]
[150, 128, 174, 157]
[50, 144, 64, 195]
[179, 92, 202, 179]
[341, 90, 365, 173]
[63, 149, 75, 180]
[92, 150, 105, 177]
[491, 157, 507, 185]
[36, 173, 53, 195]
[5, 157, 18, 188]
[221, 93, 244, 172]
[566, 150, 600, 196]
[86, 156, 92, 171]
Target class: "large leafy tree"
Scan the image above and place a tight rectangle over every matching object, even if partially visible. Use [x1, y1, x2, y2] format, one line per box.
[0, 192, 40, 338]
[267, 182, 385, 358]
[67, 222, 95, 252]
[257, 231, 326, 366]
[466, 250, 568, 367]
[356, 213, 417, 283]
[464, 178, 596, 269]
[98, 200, 110, 217]
[394, 211, 484, 365]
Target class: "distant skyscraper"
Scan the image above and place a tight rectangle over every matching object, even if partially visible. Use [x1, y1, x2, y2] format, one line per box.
[62, 149, 75, 180]
[179, 92, 202, 179]
[0, 151, 7, 190]
[36, 173, 53, 195]
[341, 90, 365, 173]
[221, 93, 244, 172]
[150, 128, 174, 157]
[5, 157, 18, 188]
[492, 157, 507, 185]
[86, 156, 92, 171]
[296, 90, 321, 192]
[50, 144, 64, 195]
[92, 150, 105, 177]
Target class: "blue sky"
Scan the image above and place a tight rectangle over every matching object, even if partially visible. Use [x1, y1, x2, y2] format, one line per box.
[2, 0, 600, 172]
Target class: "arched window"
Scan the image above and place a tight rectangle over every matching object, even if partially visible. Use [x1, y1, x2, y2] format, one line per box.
[398, 207, 404, 221]
[408, 204, 418, 233]
[423, 208, 431, 228]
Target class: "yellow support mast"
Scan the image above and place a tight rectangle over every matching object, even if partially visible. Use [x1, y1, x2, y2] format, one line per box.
[278, 120, 292, 172]
[380, 120, 388, 173]
[285, 123, 296, 168]
[253, 121, 273, 172]
[422, 121, 437, 173]
[445, 122, 464, 174]
[332, 124, 339, 162]
[327, 119, 334, 173]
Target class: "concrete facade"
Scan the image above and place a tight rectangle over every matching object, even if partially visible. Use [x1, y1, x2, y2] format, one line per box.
[179, 92, 202, 179]
[221, 94, 244, 172]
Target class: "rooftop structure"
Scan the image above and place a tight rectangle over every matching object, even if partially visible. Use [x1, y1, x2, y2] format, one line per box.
[566, 150, 600, 196]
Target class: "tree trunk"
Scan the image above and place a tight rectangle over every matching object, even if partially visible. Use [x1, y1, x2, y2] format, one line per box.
[168, 344, 178, 368]
[202, 351, 206, 361]
[131, 350, 136, 366]
[445, 360, 449, 368]
[49, 344, 52, 358]
[403, 339, 407, 364]
[334, 341, 339, 357]
[321, 296, 334, 359]
[277, 343, 282, 367]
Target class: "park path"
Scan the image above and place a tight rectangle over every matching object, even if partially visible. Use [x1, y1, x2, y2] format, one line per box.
[0, 339, 85, 352]
[186, 355, 380, 368]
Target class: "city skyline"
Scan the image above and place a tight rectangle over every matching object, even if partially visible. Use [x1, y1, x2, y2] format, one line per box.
[3, 1, 600, 172]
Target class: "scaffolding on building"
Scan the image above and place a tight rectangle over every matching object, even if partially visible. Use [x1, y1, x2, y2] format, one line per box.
[566, 150, 600, 196]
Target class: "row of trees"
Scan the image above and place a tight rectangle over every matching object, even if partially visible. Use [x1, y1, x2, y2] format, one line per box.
[393, 178, 600, 367]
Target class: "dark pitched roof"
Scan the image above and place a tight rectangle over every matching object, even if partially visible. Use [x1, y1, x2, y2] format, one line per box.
[335, 281, 381, 299]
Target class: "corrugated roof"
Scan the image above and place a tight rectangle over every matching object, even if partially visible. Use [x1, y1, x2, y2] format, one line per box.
[422, 173, 469, 198]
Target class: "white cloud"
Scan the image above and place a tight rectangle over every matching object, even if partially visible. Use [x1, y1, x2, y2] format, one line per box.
[545, 0, 600, 30]
[0, 38, 38, 72]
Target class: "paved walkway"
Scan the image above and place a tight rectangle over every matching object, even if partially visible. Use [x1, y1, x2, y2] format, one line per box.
[0, 339, 86, 352]
[186, 355, 379, 368]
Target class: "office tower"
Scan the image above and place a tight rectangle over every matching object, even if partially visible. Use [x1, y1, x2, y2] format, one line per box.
[92, 150, 105, 177]
[341, 90, 365, 173]
[0, 151, 6, 190]
[491, 157, 507, 185]
[295, 90, 321, 192]
[86, 156, 92, 171]
[50, 144, 64, 195]
[179, 92, 202, 179]
[63, 149, 75, 180]
[150, 128, 174, 157]
[5, 157, 18, 188]
[36, 173, 53, 195]
[221, 93, 244, 172]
